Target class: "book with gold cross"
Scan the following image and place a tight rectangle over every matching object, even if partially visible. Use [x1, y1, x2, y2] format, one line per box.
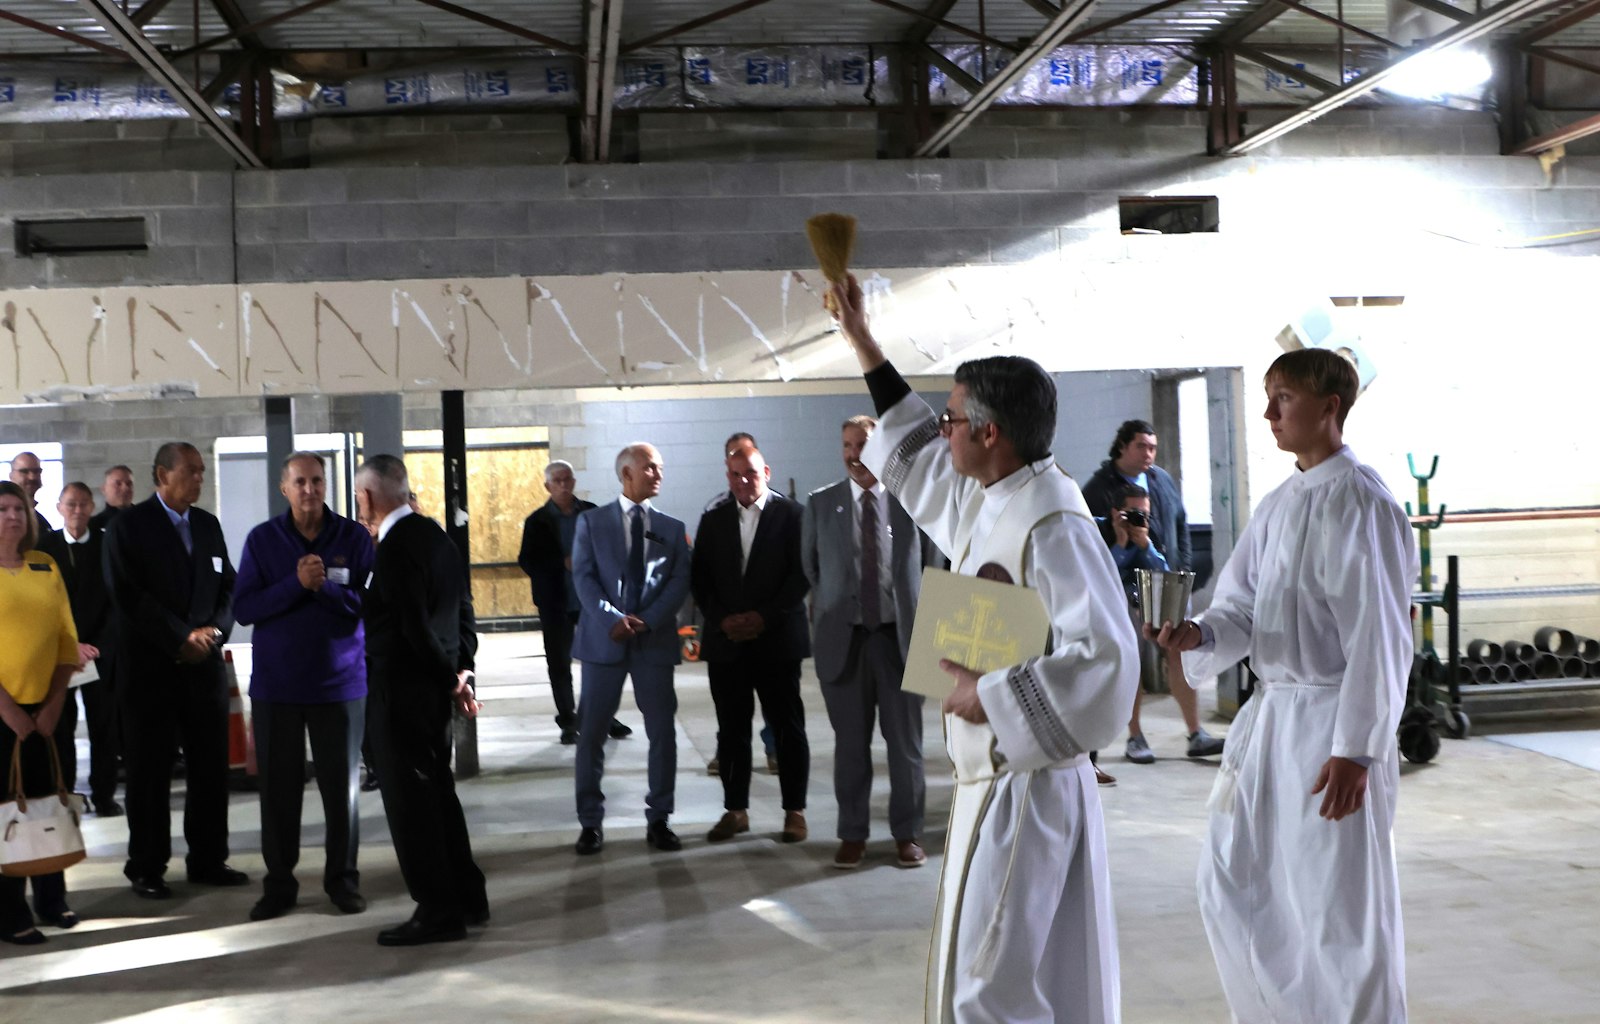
[901, 567, 1051, 699]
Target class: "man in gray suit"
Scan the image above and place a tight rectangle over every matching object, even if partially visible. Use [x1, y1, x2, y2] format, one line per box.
[803, 415, 941, 870]
[570, 443, 692, 855]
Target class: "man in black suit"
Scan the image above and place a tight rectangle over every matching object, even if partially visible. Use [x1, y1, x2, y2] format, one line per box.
[104, 442, 246, 898]
[356, 455, 487, 946]
[692, 445, 813, 844]
[90, 464, 136, 532]
[37, 481, 122, 816]
[517, 459, 627, 746]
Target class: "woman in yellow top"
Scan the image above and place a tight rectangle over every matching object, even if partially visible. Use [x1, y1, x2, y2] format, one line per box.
[0, 480, 81, 945]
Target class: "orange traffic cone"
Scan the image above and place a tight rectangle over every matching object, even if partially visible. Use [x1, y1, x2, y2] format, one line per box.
[224, 650, 254, 774]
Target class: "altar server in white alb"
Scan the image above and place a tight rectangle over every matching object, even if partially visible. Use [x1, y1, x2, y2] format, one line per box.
[1151, 347, 1417, 1024]
[830, 276, 1139, 1024]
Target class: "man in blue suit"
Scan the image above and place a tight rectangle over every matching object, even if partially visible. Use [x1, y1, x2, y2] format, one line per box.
[570, 443, 692, 855]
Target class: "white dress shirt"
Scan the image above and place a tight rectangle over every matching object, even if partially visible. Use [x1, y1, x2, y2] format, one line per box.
[618, 495, 652, 554]
[850, 479, 895, 626]
[737, 490, 771, 571]
[376, 504, 412, 543]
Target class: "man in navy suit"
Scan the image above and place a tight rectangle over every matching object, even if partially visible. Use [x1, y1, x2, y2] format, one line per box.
[103, 442, 245, 899]
[692, 444, 812, 844]
[570, 443, 692, 855]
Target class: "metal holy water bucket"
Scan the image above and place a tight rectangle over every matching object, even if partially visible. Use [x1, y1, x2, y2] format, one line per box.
[1136, 569, 1196, 631]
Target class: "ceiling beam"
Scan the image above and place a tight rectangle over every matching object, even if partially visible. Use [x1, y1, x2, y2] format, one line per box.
[1404, 0, 1474, 22]
[922, 43, 985, 93]
[208, 0, 267, 52]
[171, 0, 342, 59]
[915, 0, 1101, 157]
[1020, 0, 1064, 16]
[1225, 0, 1568, 155]
[199, 47, 254, 103]
[1516, 0, 1600, 41]
[1064, 0, 1201, 44]
[75, 0, 264, 168]
[131, 0, 179, 27]
[408, 0, 581, 53]
[1208, 2, 1292, 47]
[1526, 43, 1600, 75]
[581, 0, 605, 161]
[1233, 43, 1342, 91]
[1269, 0, 1400, 48]
[0, 9, 129, 58]
[865, 0, 1021, 50]
[1510, 109, 1600, 153]
[622, 0, 778, 52]
[905, 0, 962, 45]
[596, 0, 625, 162]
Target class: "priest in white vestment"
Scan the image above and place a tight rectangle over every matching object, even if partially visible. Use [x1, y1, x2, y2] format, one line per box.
[1153, 348, 1418, 1024]
[831, 277, 1140, 1024]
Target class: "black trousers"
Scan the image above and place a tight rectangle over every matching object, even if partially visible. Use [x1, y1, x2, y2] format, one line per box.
[58, 667, 119, 805]
[119, 660, 231, 880]
[542, 611, 579, 728]
[709, 652, 809, 812]
[0, 715, 68, 934]
[367, 678, 485, 925]
[253, 697, 364, 902]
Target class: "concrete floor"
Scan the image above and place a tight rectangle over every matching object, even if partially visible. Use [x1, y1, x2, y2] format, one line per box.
[5, 631, 1600, 1023]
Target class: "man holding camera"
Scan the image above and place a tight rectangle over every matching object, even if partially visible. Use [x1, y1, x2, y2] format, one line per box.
[1098, 482, 1224, 764]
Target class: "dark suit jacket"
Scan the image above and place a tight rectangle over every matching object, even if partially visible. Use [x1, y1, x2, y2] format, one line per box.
[103, 495, 235, 676]
[691, 493, 811, 663]
[517, 497, 597, 615]
[89, 505, 126, 533]
[570, 501, 691, 667]
[364, 512, 466, 693]
[37, 528, 112, 649]
[802, 480, 939, 684]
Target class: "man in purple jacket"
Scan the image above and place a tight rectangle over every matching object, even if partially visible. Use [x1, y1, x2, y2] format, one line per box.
[234, 451, 374, 922]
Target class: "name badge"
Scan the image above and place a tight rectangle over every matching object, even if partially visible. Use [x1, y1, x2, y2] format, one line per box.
[365, 571, 374, 589]
[28, 562, 51, 573]
[212, 556, 223, 573]
[326, 567, 351, 586]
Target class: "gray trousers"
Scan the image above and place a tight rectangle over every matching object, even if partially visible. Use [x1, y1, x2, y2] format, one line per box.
[575, 658, 677, 828]
[253, 697, 364, 901]
[819, 625, 926, 842]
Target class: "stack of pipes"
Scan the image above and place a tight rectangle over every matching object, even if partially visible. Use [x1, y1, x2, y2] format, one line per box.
[1461, 628, 1600, 683]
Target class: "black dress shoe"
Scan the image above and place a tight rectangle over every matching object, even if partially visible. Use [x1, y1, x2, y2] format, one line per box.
[93, 798, 123, 817]
[575, 827, 604, 855]
[188, 865, 249, 886]
[465, 907, 491, 927]
[250, 896, 295, 921]
[645, 821, 682, 851]
[376, 917, 466, 947]
[608, 720, 632, 739]
[330, 891, 367, 915]
[559, 727, 579, 746]
[360, 765, 381, 792]
[130, 876, 172, 899]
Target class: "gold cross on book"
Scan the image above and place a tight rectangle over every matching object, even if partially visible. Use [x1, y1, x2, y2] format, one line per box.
[903, 568, 1050, 699]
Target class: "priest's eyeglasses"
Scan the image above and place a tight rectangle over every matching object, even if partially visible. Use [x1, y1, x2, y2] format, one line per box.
[938, 411, 972, 437]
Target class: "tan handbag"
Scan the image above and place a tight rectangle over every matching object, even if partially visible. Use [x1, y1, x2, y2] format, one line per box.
[0, 736, 86, 877]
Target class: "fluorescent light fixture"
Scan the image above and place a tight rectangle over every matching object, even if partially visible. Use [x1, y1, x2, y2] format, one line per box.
[1379, 47, 1492, 101]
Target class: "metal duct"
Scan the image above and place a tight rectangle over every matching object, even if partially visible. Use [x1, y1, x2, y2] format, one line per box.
[1466, 638, 1502, 663]
[1533, 626, 1577, 656]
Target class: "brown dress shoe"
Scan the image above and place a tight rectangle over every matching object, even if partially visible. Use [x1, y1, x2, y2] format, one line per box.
[706, 810, 749, 842]
[781, 810, 808, 844]
[895, 840, 927, 868]
[1094, 766, 1118, 786]
[832, 840, 867, 869]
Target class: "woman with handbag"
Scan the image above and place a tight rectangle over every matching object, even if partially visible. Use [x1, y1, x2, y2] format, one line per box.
[0, 480, 82, 945]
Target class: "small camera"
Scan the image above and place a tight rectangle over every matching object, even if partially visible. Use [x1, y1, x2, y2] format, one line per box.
[1121, 508, 1149, 528]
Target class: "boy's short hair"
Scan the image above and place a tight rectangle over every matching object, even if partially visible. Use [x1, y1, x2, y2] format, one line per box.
[1265, 348, 1360, 427]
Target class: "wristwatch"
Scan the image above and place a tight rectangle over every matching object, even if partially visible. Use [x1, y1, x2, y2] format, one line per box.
[211, 627, 223, 643]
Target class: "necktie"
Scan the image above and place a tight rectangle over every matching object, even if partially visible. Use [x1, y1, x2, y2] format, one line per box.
[860, 490, 881, 629]
[175, 516, 193, 556]
[624, 505, 645, 612]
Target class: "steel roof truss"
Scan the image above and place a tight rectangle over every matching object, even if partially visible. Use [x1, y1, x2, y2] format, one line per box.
[76, 0, 264, 168]
[1234, 42, 1341, 90]
[914, 0, 1101, 156]
[171, 0, 343, 60]
[1511, 109, 1600, 152]
[867, 0, 1021, 50]
[1225, 0, 1568, 155]
[409, 0, 581, 53]
[1516, 0, 1600, 42]
[622, 0, 779, 53]
[0, 8, 129, 58]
